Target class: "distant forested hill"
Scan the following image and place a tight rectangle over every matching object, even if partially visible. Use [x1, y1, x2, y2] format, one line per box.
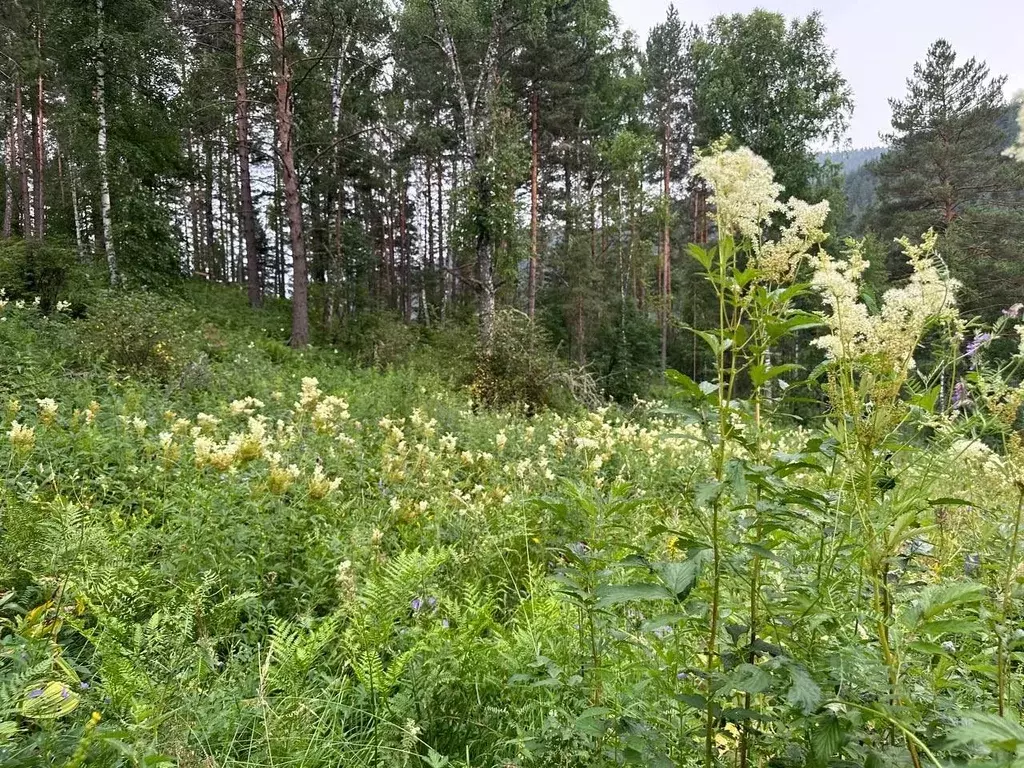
[816, 146, 885, 174]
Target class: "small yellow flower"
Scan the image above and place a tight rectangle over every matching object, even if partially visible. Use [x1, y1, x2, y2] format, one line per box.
[36, 398, 58, 424]
[7, 421, 35, 451]
[308, 466, 341, 499]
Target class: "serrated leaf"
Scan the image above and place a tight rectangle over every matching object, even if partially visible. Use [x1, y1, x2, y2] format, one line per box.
[948, 712, 1024, 752]
[596, 583, 673, 607]
[725, 663, 774, 695]
[785, 666, 821, 714]
[811, 714, 846, 760]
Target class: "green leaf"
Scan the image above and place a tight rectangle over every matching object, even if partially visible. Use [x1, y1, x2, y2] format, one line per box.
[665, 369, 704, 400]
[19, 682, 80, 720]
[725, 663, 774, 695]
[749, 363, 801, 388]
[574, 707, 613, 736]
[687, 243, 712, 270]
[903, 582, 987, 633]
[811, 714, 846, 760]
[784, 665, 821, 714]
[948, 712, 1024, 752]
[655, 550, 711, 602]
[596, 583, 673, 607]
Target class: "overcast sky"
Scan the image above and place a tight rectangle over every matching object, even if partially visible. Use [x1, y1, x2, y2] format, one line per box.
[609, 0, 1024, 149]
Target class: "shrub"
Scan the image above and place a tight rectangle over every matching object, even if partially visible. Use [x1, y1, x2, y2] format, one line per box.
[0, 238, 81, 313]
[470, 309, 597, 411]
[78, 290, 201, 381]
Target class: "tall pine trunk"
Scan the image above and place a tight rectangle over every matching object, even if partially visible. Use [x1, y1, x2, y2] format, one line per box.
[96, 0, 117, 284]
[2, 118, 14, 238]
[272, 1, 309, 347]
[528, 89, 539, 320]
[660, 123, 671, 370]
[15, 79, 31, 238]
[33, 26, 45, 239]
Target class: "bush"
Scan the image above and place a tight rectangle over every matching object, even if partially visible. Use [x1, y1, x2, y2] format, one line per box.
[470, 309, 597, 411]
[78, 290, 202, 381]
[0, 238, 81, 313]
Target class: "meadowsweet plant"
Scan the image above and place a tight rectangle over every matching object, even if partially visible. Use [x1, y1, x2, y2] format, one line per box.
[677, 141, 836, 768]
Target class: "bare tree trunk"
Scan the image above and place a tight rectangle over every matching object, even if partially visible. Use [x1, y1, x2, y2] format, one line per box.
[203, 140, 216, 278]
[2, 119, 13, 238]
[15, 79, 31, 238]
[400, 180, 411, 322]
[272, 1, 309, 347]
[33, 25, 45, 239]
[660, 123, 671, 371]
[68, 156, 85, 261]
[96, 0, 117, 284]
[436, 159, 446, 317]
[528, 89, 539, 320]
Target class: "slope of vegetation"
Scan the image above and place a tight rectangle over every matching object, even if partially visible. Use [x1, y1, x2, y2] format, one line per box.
[5, 140, 1024, 767]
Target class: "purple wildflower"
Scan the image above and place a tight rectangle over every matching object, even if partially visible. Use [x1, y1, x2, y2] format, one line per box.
[952, 380, 968, 409]
[441, 618, 450, 629]
[79, 682, 90, 690]
[1003, 303, 1024, 319]
[426, 596, 437, 609]
[411, 597, 423, 612]
[27, 687, 44, 699]
[966, 333, 992, 358]
[60, 686, 69, 700]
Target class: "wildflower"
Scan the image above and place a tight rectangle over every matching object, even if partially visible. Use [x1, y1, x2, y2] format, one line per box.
[193, 436, 216, 467]
[690, 141, 784, 244]
[228, 397, 264, 416]
[267, 462, 301, 494]
[812, 231, 957, 380]
[195, 413, 220, 433]
[335, 560, 356, 600]
[495, 431, 507, 451]
[965, 333, 991, 359]
[7, 421, 35, 451]
[308, 466, 341, 499]
[15, 299, 25, 309]
[296, 377, 322, 410]
[27, 687, 44, 699]
[56, 300, 71, 313]
[36, 398, 58, 424]
[411, 597, 423, 613]
[313, 395, 350, 432]
[754, 197, 830, 282]
[1004, 303, 1024, 319]
[952, 381, 969, 409]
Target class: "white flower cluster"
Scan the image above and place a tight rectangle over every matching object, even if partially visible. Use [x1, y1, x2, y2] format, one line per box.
[754, 197, 830, 282]
[691, 143, 783, 244]
[228, 396, 265, 416]
[690, 142, 830, 282]
[812, 231, 958, 376]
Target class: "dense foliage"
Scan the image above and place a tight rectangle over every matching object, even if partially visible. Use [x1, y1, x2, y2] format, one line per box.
[5, 135, 1024, 766]
[4, 1, 1024, 766]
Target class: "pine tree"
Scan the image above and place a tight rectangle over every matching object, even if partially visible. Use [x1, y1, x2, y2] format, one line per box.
[873, 40, 1024, 316]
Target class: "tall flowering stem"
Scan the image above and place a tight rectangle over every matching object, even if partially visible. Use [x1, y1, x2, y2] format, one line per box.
[688, 141, 828, 768]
